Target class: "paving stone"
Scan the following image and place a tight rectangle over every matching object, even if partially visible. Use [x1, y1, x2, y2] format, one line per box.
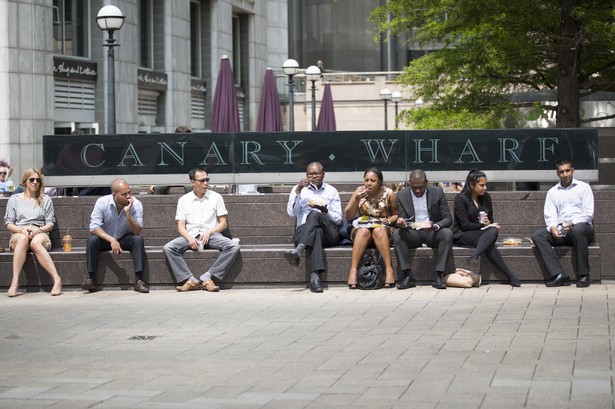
[0, 287, 614, 408]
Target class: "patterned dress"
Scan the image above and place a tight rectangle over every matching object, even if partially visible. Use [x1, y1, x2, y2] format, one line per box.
[350, 186, 395, 240]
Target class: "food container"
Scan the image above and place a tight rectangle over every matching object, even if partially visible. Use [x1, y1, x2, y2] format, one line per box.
[502, 238, 522, 246]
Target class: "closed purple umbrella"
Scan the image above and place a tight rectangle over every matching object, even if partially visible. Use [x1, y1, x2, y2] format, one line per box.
[316, 83, 336, 131]
[211, 56, 240, 132]
[256, 68, 284, 132]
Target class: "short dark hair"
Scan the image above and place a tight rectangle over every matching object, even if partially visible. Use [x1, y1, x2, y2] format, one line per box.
[307, 162, 324, 173]
[175, 126, 192, 133]
[364, 167, 383, 184]
[409, 169, 427, 182]
[555, 159, 572, 169]
[188, 167, 208, 180]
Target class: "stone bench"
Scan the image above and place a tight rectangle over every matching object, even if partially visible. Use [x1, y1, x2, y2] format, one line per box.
[0, 190, 611, 291]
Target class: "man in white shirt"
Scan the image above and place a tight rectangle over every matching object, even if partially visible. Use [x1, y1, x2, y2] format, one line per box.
[285, 162, 342, 292]
[532, 160, 595, 287]
[163, 167, 240, 292]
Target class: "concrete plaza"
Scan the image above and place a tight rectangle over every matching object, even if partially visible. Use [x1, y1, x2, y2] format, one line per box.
[0, 284, 614, 409]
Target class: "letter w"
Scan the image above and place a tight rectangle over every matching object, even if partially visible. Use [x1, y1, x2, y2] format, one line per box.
[360, 139, 398, 163]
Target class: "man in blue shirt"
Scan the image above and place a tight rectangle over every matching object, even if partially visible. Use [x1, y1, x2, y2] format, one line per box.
[286, 162, 342, 292]
[82, 179, 148, 293]
[532, 160, 595, 287]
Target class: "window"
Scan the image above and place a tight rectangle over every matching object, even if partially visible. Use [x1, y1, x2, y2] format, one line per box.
[190, 1, 201, 77]
[54, 80, 96, 112]
[53, 0, 89, 57]
[138, 0, 154, 69]
[232, 15, 241, 86]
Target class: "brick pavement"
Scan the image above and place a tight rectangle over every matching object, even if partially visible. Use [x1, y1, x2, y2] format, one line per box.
[0, 285, 614, 409]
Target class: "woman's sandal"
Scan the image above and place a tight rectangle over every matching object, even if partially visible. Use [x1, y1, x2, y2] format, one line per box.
[348, 271, 358, 289]
[384, 282, 396, 289]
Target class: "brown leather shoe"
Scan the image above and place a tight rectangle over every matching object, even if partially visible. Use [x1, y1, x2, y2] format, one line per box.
[81, 277, 97, 292]
[134, 280, 149, 293]
[202, 279, 220, 292]
[175, 279, 201, 292]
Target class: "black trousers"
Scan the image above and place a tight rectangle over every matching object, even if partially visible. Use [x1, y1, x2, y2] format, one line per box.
[393, 227, 453, 273]
[293, 212, 341, 273]
[531, 223, 594, 277]
[87, 233, 145, 279]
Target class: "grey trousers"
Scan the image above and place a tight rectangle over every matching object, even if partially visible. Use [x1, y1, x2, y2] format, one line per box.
[163, 233, 240, 283]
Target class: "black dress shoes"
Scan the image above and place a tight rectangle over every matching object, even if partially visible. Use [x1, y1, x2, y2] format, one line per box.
[310, 275, 323, 293]
[397, 273, 417, 290]
[81, 277, 97, 292]
[134, 280, 150, 293]
[576, 275, 590, 288]
[284, 251, 300, 267]
[545, 273, 571, 287]
[433, 274, 447, 289]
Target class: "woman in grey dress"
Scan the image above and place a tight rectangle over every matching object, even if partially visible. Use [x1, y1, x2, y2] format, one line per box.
[4, 168, 62, 297]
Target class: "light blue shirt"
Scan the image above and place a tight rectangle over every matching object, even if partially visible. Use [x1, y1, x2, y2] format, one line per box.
[89, 194, 143, 238]
[544, 178, 594, 229]
[411, 191, 429, 222]
[287, 182, 342, 228]
[0, 180, 14, 192]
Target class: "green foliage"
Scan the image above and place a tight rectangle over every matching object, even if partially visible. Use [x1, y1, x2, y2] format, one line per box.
[399, 104, 518, 130]
[370, 0, 615, 128]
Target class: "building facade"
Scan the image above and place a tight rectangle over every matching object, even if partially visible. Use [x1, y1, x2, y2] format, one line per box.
[0, 0, 288, 180]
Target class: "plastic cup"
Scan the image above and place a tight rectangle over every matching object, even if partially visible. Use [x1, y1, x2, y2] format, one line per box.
[62, 235, 72, 252]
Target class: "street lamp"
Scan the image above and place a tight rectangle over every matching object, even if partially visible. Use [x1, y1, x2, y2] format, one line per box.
[305, 65, 321, 131]
[379, 88, 392, 130]
[96, 5, 125, 135]
[391, 91, 402, 129]
[282, 59, 300, 131]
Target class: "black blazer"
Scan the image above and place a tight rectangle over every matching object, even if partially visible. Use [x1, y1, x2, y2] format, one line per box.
[396, 185, 452, 228]
[452, 193, 494, 240]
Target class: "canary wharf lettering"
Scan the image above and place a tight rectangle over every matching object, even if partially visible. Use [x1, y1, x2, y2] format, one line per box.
[43, 129, 597, 180]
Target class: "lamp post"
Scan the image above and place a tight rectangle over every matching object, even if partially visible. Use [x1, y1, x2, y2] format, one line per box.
[305, 65, 321, 131]
[379, 88, 392, 130]
[96, 5, 125, 135]
[282, 59, 300, 131]
[391, 91, 402, 129]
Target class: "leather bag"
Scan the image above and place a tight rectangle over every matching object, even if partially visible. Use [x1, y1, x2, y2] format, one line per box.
[357, 248, 385, 290]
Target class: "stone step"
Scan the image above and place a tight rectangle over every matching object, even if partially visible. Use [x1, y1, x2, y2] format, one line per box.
[0, 244, 601, 290]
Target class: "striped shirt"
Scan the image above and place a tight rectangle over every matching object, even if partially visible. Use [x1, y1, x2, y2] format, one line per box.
[89, 195, 143, 238]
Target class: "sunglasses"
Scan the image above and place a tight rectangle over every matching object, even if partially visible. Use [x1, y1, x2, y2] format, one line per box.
[192, 178, 210, 183]
[0, 172, 6, 175]
[28, 177, 41, 183]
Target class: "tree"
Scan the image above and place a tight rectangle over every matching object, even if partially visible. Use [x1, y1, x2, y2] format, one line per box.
[370, 0, 615, 128]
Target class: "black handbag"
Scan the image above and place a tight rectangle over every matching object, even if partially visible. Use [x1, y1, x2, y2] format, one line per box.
[357, 248, 385, 290]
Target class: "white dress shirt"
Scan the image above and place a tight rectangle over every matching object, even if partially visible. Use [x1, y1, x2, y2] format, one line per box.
[544, 178, 594, 229]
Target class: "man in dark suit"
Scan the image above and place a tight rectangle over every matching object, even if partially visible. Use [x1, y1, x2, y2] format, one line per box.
[393, 169, 454, 289]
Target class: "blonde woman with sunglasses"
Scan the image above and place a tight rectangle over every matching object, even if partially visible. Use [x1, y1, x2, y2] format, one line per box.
[3, 168, 62, 297]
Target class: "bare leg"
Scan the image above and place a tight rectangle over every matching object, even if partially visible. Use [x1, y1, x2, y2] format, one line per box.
[8, 234, 29, 297]
[348, 228, 371, 285]
[30, 235, 62, 295]
[372, 227, 395, 283]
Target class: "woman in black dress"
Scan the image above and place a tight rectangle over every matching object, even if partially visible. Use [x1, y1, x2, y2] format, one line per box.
[452, 169, 520, 287]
